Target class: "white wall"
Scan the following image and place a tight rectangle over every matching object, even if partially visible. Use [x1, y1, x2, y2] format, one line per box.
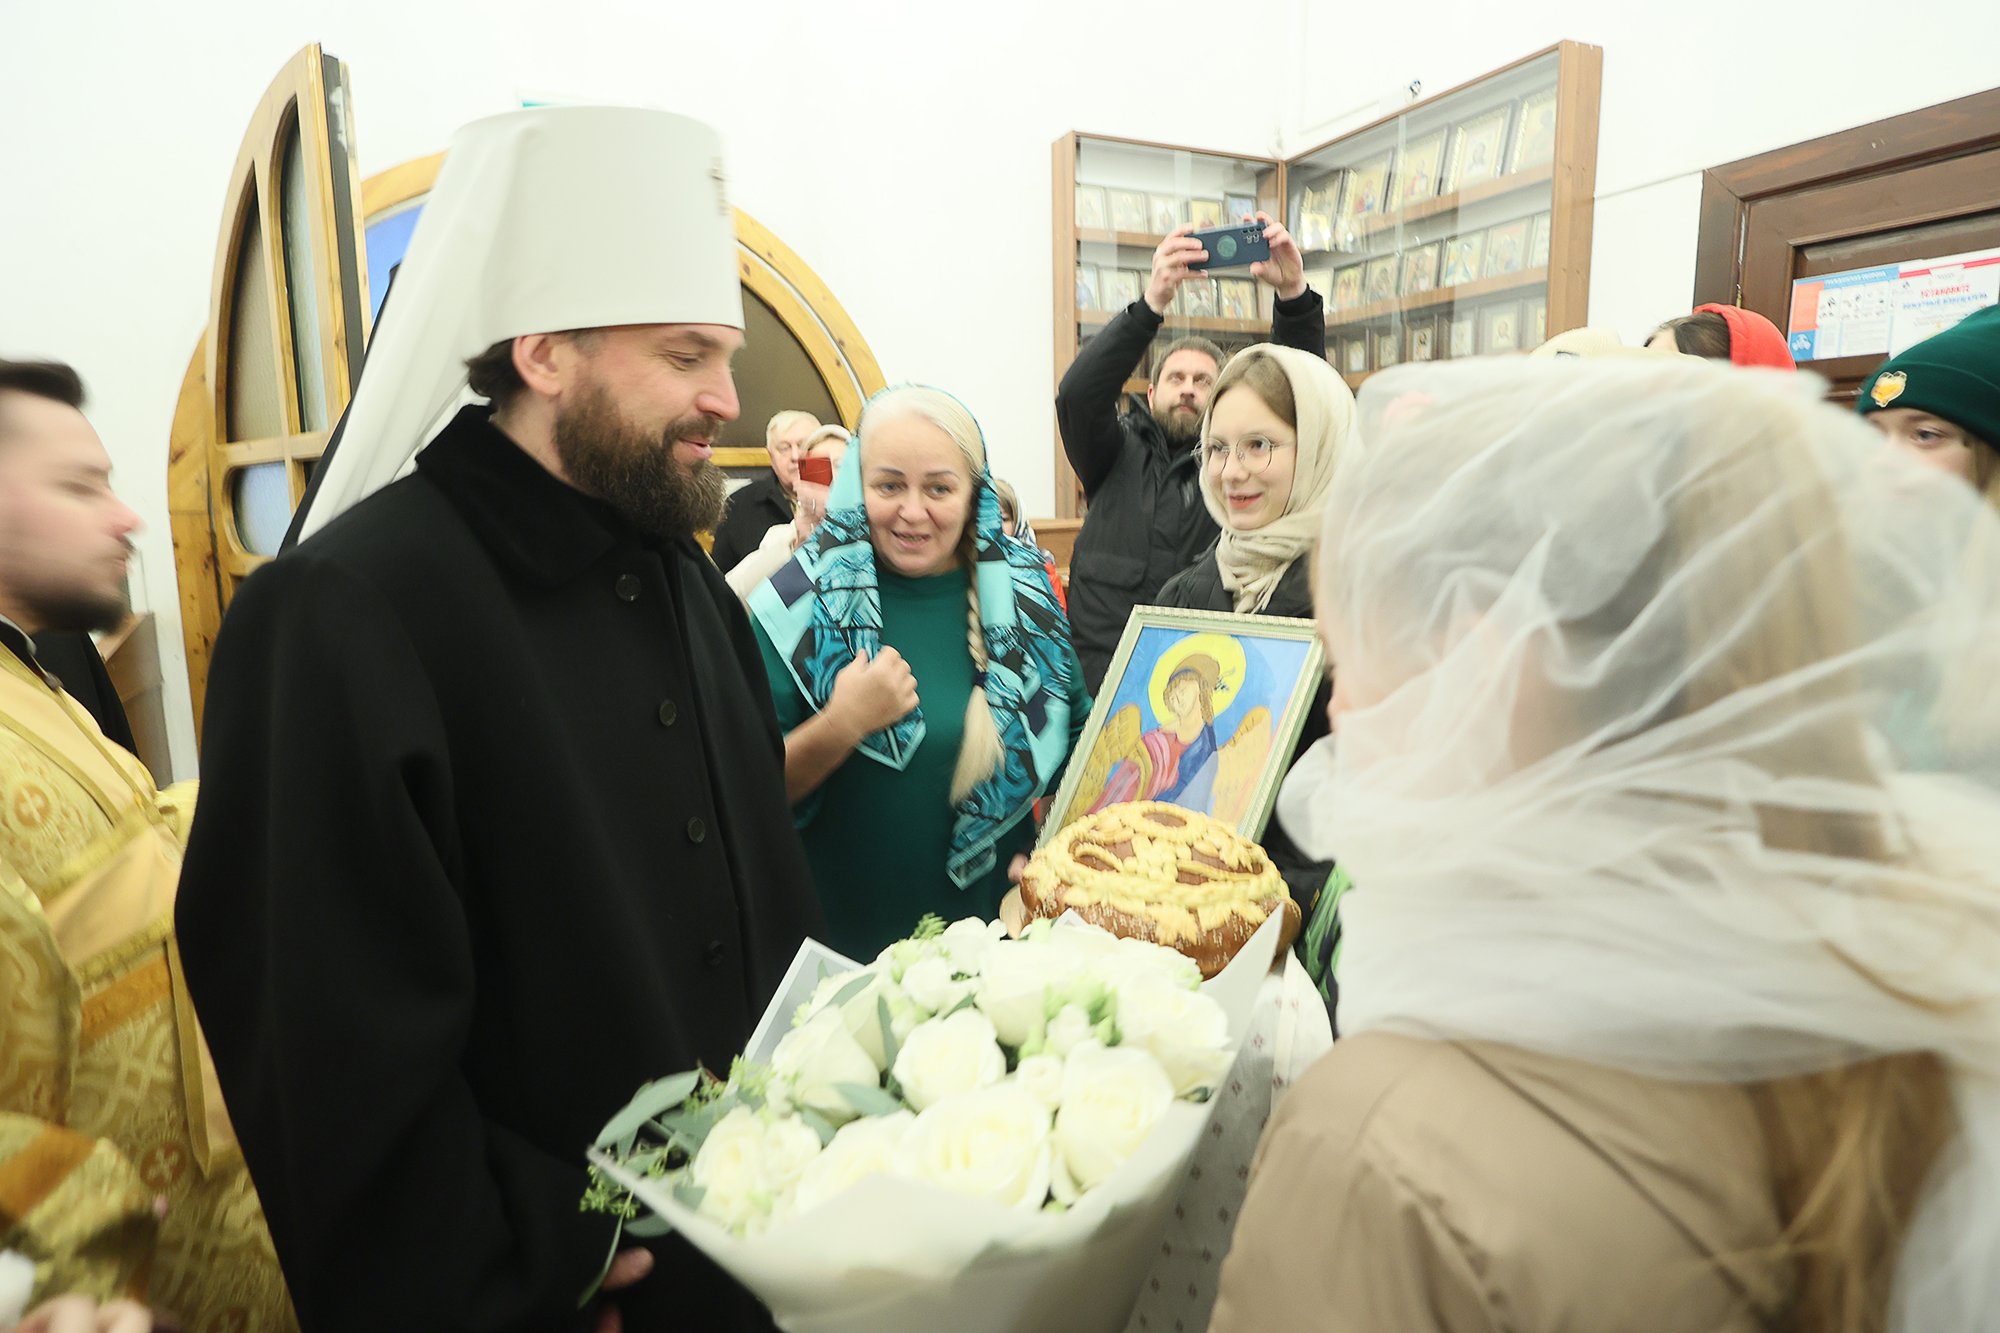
[0, 0, 1280, 779]
[3, 0, 1998, 779]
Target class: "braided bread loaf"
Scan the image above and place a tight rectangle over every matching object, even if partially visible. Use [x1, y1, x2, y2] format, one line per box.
[1020, 801, 1300, 977]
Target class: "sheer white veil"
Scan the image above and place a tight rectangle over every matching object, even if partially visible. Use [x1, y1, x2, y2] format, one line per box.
[1297, 356, 2000, 1328]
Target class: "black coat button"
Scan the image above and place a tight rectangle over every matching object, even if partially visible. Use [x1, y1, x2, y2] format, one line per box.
[615, 573, 642, 601]
[703, 939, 726, 968]
[686, 817, 706, 843]
[657, 699, 678, 727]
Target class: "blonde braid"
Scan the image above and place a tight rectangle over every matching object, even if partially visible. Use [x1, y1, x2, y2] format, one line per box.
[950, 539, 1005, 803]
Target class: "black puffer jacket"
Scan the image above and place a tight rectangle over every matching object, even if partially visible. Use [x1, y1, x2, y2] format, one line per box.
[1056, 290, 1325, 691]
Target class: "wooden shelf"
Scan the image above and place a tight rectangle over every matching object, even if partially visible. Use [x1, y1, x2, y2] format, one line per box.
[1077, 228, 1169, 249]
[1053, 42, 1599, 524]
[1338, 349, 1500, 391]
[1299, 162, 1556, 257]
[1327, 266, 1547, 326]
[1079, 310, 1266, 333]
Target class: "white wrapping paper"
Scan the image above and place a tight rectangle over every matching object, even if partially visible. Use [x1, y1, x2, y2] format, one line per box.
[590, 914, 1283, 1333]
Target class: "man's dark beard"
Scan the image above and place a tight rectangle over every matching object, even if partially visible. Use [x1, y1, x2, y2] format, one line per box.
[23, 585, 128, 635]
[1151, 400, 1203, 447]
[553, 385, 728, 539]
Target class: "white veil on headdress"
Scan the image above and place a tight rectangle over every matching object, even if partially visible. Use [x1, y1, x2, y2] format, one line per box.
[294, 106, 744, 541]
[1296, 356, 2000, 1328]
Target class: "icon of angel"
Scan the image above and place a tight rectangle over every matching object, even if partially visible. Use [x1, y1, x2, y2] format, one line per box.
[1078, 647, 1274, 827]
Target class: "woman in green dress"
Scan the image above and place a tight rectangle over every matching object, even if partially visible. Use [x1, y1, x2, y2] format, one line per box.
[748, 386, 1090, 960]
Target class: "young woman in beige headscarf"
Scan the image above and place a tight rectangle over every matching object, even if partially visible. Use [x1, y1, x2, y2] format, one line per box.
[1154, 341, 1358, 921]
[1210, 355, 2000, 1333]
[1156, 343, 1356, 620]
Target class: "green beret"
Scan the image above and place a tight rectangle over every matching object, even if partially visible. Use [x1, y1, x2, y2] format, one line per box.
[1856, 304, 2000, 448]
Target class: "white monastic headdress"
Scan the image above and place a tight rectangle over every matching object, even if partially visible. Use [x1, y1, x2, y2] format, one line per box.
[295, 105, 744, 540]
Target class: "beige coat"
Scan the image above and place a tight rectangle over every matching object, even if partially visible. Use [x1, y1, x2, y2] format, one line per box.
[1208, 1032, 1793, 1332]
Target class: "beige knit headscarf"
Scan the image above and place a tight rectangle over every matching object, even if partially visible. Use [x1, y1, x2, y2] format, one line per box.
[1198, 343, 1359, 612]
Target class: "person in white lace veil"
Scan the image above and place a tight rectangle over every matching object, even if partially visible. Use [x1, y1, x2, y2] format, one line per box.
[1212, 355, 2000, 1333]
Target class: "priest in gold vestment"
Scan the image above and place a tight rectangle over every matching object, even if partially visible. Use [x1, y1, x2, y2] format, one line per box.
[0, 359, 295, 1331]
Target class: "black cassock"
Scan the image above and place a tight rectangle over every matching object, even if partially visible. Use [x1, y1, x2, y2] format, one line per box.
[33, 629, 137, 755]
[177, 406, 824, 1333]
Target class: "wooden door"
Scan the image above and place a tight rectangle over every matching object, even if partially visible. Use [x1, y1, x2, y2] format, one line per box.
[1693, 86, 2000, 401]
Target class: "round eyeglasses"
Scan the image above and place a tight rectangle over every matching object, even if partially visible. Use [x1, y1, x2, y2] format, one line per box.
[1199, 436, 1295, 473]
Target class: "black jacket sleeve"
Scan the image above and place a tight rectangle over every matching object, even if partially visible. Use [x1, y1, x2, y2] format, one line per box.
[1055, 299, 1166, 498]
[175, 556, 614, 1333]
[1270, 287, 1328, 362]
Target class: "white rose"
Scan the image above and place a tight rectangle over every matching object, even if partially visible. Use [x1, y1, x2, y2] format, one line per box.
[771, 1007, 883, 1125]
[1012, 1053, 1066, 1111]
[1044, 1003, 1098, 1058]
[690, 1106, 811, 1232]
[874, 991, 927, 1065]
[1040, 922, 1195, 983]
[795, 969, 853, 1028]
[1108, 935, 1204, 990]
[900, 956, 977, 1015]
[1054, 1040, 1174, 1191]
[789, 1109, 916, 1215]
[1048, 927, 1201, 991]
[897, 1084, 1052, 1211]
[874, 935, 937, 982]
[1115, 975, 1234, 1098]
[1044, 919, 1122, 952]
[974, 941, 1072, 1048]
[936, 917, 1007, 976]
[892, 1008, 1007, 1111]
[761, 1113, 825, 1193]
[801, 967, 921, 1069]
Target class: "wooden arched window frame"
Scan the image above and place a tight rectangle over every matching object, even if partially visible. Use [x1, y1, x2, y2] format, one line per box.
[171, 56, 887, 740]
[168, 44, 367, 737]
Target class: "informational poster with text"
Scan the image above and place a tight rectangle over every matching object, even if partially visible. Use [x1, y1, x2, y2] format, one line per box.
[1789, 247, 2000, 362]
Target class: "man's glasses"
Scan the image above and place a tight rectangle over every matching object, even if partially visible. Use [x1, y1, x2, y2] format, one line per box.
[1199, 436, 1294, 473]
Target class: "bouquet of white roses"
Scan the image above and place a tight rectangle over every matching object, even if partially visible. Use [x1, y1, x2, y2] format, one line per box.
[584, 911, 1279, 1333]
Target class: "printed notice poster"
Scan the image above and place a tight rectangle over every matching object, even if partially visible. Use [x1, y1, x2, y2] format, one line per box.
[1788, 266, 1896, 362]
[1892, 249, 2000, 354]
[1789, 247, 2000, 362]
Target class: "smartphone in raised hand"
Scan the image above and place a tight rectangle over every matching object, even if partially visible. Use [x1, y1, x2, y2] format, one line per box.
[1186, 222, 1271, 271]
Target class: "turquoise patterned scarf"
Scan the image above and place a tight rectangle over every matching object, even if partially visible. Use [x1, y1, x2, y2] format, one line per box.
[748, 393, 1083, 888]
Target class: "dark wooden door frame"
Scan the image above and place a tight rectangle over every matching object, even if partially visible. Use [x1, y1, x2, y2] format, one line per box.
[1694, 86, 2000, 307]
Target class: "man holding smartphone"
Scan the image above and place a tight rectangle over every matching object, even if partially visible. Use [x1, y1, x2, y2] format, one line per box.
[1056, 212, 1324, 691]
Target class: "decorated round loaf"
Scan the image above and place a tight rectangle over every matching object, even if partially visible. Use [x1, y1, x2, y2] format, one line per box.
[1020, 801, 1300, 977]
